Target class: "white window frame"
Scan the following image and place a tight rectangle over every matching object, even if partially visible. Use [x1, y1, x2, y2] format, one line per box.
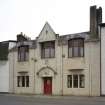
[67, 74, 85, 88]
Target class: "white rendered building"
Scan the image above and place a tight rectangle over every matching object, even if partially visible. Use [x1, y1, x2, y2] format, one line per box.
[9, 6, 102, 96]
[0, 41, 16, 92]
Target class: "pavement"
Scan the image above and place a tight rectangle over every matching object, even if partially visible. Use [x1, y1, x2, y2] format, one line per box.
[0, 93, 105, 105]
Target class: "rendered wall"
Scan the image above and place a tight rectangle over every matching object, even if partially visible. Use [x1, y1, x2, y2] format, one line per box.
[0, 61, 9, 92]
[101, 27, 105, 95]
[9, 40, 100, 96]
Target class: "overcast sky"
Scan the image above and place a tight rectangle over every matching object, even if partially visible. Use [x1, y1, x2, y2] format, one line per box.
[0, 0, 105, 41]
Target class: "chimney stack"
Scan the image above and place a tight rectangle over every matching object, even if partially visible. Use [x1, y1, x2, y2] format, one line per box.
[17, 32, 31, 42]
[90, 5, 102, 38]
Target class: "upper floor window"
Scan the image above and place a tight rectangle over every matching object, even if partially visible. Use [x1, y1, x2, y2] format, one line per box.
[68, 38, 84, 57]
[18, 45, 29, 61]
[41, 41, 55, 58]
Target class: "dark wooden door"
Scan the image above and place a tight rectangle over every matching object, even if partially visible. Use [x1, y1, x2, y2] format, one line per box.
[43, 77, 52, 95]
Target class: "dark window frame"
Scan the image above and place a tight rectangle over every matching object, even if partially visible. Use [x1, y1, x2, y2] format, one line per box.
[73, 75, 78, 88]
[67, 75, 72, 88]
[41, 41, 55, 58]
[79, 74, 85, 88]
[67, 74, 85, 88]
[17, 75, 29, 87]
[18, 45, 29, 62]
[68, 38, 84, 58]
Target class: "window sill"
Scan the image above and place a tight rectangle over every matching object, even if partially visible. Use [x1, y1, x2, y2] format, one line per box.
[17, 87, 29, 88]
[18, 60, 29, 62]
[68, 56, 84, 59]
[67, 87, 85, 89]
[41, 57, 55, 59]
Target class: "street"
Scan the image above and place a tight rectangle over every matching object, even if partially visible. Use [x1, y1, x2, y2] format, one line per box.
[0, 94, 105, 105]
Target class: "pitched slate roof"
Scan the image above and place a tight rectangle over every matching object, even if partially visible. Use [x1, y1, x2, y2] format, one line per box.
[59, 32, 90, 40]
[0, 40, 16, 60]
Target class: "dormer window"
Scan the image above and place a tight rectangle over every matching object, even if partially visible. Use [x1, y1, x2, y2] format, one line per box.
[68, 38, 84, 57]
[41, 41, 55, 58]
[18, 45, 29, 61]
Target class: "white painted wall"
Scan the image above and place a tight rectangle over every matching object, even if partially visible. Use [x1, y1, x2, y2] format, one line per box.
[0, 41, 16, 92]
[9, 39, 100, 96]
[101, 26, 105, 95]
[9, 42, 16, 50]
[0, 61, 9, 92]
[9, 24, 100, 96]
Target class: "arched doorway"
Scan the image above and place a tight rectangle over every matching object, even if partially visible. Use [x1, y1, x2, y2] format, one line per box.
[36, 66, 57, 95]
[43, 77, 52, 95]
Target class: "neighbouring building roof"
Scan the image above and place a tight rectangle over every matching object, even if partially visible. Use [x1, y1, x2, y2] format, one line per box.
[99, 23, 105, 27]
[0, 41, 9, 60]
[0, 40, 16, 60]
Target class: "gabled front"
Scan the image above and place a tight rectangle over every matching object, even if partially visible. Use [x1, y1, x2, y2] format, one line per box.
[37, 22, 56, 42]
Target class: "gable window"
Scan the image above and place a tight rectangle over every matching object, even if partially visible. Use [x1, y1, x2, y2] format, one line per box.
[68, 38, 84, 57]
[41, 41, 55, 58]
[67, 74, 85, 88]
[18, 45, 29, 61]
[17, 73, 29, 87]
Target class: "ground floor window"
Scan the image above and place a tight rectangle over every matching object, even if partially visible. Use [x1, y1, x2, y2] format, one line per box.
[17, 74, 29, 87]
[73, 75, 78, 88]
[79, 75, 85, 88]
[67, 74, 85, 88]
[67, 75, 72, 88]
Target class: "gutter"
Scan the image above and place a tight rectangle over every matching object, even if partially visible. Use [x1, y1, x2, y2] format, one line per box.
[61, 43, 63, 95]
[100, 26, 102, 96]
[13, 52, 15, 93]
